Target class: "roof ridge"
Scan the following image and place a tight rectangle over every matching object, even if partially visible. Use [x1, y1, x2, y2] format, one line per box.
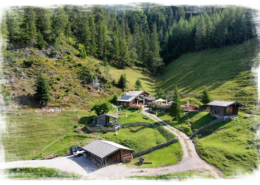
[98, 140, 119, 149]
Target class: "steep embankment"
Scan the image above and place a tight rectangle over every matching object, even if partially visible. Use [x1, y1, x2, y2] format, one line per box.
[158, 38, 260, 112]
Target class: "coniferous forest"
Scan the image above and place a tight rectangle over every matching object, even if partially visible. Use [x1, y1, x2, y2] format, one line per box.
[1, 4, 257, 75]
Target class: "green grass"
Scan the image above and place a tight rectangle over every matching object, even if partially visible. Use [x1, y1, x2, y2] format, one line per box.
[0, 168, 82, 181]
[0, 168, 216, 183]
[110, 66, 155, 94]
[187, 111, 216, 131]
[1, 110, 96, 161]
[101, 126, 168, 152]
[158, 38, 259, 113]
[130, 142, 183, 168]
[116, 108, 156, 124]
[194, 114, 260, 177]
[128, 170, 213, 180]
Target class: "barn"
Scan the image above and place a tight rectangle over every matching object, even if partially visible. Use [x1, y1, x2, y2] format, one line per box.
[207, 100, 245, 119]
[81, 140, 134, 167]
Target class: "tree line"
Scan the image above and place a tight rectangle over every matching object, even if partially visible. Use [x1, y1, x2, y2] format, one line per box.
[1, 5, 257, 74]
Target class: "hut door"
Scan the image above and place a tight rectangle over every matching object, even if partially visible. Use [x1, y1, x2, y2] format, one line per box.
[114, 153, 120, 162]
[227, 106, 233, 115]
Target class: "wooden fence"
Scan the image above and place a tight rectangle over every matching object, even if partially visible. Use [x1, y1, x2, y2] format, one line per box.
[86, 126, 119, 132]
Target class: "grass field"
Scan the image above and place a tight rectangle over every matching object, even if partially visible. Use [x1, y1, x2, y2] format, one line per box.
[0, 168, 215, 183]
[1, 110, 96, 161]
[116, 108, 156, 124]
[194, 113, 260, 177]
[158, 38, 259, 113]
[110, 66, 155, 93]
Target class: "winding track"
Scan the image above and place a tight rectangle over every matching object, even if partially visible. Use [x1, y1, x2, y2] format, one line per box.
[0, 108, 222, 179]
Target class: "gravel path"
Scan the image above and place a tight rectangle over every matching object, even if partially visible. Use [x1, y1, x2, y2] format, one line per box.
[0, 108, 222, 180]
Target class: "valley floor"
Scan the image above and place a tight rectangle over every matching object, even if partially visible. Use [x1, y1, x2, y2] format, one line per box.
[0, 108, 222, 180]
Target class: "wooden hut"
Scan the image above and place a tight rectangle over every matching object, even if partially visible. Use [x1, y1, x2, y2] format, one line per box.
[81, 140, 134, 167]
[93, 113, 119, 126]
[207, 100, 245, 119]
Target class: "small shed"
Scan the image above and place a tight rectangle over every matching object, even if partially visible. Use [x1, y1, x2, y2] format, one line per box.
[81, 140, 134, 167]
[93, 113, 119, 126]
[207, 100, 245, 119]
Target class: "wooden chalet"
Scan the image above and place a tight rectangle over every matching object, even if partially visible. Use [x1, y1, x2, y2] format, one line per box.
[207, 100, 245, 119]
[81, 140, 134, 167]
[93, 113, 119, 126]
[117, 91, 155, 107]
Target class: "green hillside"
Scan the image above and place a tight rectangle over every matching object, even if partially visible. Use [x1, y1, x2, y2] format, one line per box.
[158, 38, 260, 112]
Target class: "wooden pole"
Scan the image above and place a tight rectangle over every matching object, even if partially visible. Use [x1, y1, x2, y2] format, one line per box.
[105, 158, 107, 166]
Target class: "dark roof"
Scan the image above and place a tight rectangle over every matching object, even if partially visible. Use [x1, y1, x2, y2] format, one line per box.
[207, 101, 244, 107]
[144, 97, 155, 101]
[94, 113, 119, 119]
[81, 140, 134, 159]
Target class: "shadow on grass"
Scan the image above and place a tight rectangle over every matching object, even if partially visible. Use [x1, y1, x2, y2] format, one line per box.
[199, 120, 233, 137]
[78, 115, 95, 125]
[191, 114, 216, 131]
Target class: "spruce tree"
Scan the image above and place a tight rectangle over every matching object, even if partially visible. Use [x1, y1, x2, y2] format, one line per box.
[201, 88, 211, 104]
[34, 72, 51, 104]
[118, 73, 127, 89]
[80, 46, 87, 59]
[170, 85, 182, 120]
[135, 79, 142, 91]
[0, 7, 8, 60]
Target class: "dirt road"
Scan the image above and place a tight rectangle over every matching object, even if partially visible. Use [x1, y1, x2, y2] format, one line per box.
[0, 108, 222, 180]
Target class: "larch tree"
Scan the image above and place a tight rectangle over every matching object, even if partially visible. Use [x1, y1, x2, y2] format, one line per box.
[170, 85, 182, 120]
[34, 72, 51, 104]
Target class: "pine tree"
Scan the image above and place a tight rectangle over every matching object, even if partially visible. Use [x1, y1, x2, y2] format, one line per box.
[201, 88, 211, 104]
[37, 31, 47, 49]
[0, 7, 8, 60]
[170, 85, 182, 120]
[135, 79, 142, 91]
[149, 23, 163, 75]
[34, 72, 51, 104]
[118, 73, 127, 89]
[23, 7, 37, 47]
[80, 46, 87, 59]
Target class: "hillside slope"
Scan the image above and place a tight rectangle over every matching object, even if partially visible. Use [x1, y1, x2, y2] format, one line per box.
[158, 38, 260, 112]
[1, 42, 155, 109]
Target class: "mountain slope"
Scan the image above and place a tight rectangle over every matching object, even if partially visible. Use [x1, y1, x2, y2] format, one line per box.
[158, 38, 260, 112]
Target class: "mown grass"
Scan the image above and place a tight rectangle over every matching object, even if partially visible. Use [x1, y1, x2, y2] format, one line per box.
[116, 108, 156, 124]
[194, 114, 260, 177]
[158, 38, 259, 113]
[101, 126, 168, 152]
[129, 142, 183, 168]
[0, 168, 216, 183]
[1, 110, 95, 161]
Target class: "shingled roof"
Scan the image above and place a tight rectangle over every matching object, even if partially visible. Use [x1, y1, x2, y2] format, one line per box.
[207, 101, 244, 107]
[81, 140, 134, 159]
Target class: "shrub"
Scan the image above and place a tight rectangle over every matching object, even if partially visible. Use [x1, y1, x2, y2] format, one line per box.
[77, 63, 82, 67]
[56, 77, 61, 81]
[23, 60, 35, 67]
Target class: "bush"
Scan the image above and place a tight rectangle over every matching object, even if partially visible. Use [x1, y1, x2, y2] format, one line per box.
[77, 63, 82, 67]
[56, 77, 61, 81]
[23, 60, 35, 67]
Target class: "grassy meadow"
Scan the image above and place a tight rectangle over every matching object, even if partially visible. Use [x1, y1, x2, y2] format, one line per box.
[158, 38, 259, 113]
[194, 114, 260, 177]
[0, 168, 216, 183]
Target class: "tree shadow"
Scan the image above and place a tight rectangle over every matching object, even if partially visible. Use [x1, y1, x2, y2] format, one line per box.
[78, 115, 95, 125]
[13, 94, 45, 108]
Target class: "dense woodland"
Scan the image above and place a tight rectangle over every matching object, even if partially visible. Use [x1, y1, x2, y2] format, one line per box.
[1, 4, 257, 75]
